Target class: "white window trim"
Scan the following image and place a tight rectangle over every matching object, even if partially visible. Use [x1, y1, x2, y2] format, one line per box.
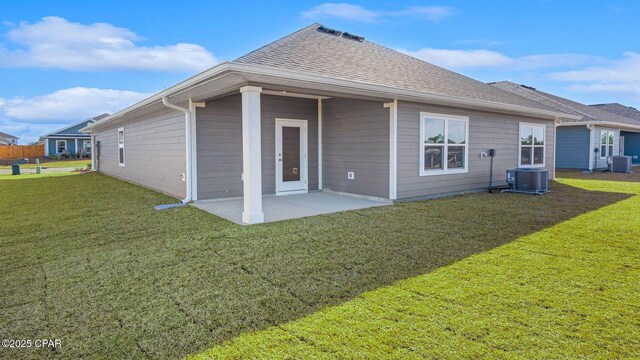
[419, 112, 469, 176]
[118, 127, 125, 167]
[600, 130, 614, 159]
[83, 139, 92, 149]
[56, 139, 67, 154]
[518, 122, 546, 168]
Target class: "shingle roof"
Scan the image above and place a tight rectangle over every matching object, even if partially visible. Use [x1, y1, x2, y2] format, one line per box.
[0, 131, 18, 139]
[490, 81, 640, 126]
[45, 113, 109, 137]
[235, 24, 560, 113]
[591, 103, 640, 121]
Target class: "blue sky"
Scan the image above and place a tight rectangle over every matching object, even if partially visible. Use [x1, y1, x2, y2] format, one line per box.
[1, 0, 639, 143]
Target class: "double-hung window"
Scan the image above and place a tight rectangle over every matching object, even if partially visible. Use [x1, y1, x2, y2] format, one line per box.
[519, 123, 545, 167]
[56, 140, 67, 154]
[83, 139, 92, 154]
[118, 127, 125, 166]
[419, 112, 469, 176]
[600, 130, 614, 158]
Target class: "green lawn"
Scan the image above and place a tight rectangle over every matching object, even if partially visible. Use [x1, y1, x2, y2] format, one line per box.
[0, 159, 90, 169]
[1, 173, 638, 359]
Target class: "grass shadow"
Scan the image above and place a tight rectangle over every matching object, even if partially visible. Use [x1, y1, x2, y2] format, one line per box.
[0, 174, 632, 359]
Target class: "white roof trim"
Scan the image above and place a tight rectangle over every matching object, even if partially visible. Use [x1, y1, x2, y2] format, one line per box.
[84, 62, 579, 132]
[557, 121, 640, 132]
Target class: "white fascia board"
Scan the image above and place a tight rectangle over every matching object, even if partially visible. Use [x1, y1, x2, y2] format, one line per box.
[84, 62, 579, 132]
[558, 121, 640, 132]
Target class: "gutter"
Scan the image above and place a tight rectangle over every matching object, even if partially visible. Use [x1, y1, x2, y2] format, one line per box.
[558, 121, 640, 132]
[83, 62, 579, 133]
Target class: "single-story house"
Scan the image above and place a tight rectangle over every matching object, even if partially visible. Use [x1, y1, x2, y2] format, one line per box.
[84, 24, 576, 224]
[42, 114, 109, 157]
[591, 103, 640, 164]
[490, 81, 640, 170]
[0, 132, 19, 145]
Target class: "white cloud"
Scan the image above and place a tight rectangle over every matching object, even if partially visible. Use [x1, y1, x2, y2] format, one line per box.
[401, 48, 512, 68]
[0, 16, 217, 72]
[550, 52, 640, 82]
[550, 52, 640, 99]
[302, 3, 454, 23]
[386, 6, 455, 22]
[0, 87, 150, 122]
[302, 3, 378, 22]
[401, 47, 604, 70]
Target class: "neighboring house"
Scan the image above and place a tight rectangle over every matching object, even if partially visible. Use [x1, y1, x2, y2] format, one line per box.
[591, 103, 640, 164]
[85, 24, 575, 224]
[490, 81, 640, 170]
[0, 132, 19, 145]
[42, 114, 109, 157]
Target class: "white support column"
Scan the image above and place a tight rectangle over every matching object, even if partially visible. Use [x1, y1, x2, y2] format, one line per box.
[44, 137, 49, 156]
[240, 85, 264, 224]
[318, 98, 323, 190]
[75, 138, 78, 156]
[384, 100, 398, 200]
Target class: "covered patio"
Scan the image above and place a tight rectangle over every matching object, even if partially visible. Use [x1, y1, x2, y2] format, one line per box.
[192, 191, 391, 225]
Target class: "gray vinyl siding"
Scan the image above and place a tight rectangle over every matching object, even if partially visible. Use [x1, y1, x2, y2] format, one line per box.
[196, 94, 318, 200]
[397, 101, 555, 199]
[621, 131, 640, 164]
[322, 98, 389, 199]
[593, 126, 620, 169]
[94, 108, 186, 198]
[556, 126, 590, 169]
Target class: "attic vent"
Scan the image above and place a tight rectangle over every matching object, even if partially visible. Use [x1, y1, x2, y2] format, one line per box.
[630, 106, 637, 110]
[317, 25, 342, 36]
[342, 32, 365, 42]
[520, 84, 537, 90]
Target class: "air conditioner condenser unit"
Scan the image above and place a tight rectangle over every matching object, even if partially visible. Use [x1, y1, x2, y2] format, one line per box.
[609, 156, 632, 173]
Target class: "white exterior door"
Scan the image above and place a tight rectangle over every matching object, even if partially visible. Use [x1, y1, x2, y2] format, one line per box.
[275, 119, 308, 195]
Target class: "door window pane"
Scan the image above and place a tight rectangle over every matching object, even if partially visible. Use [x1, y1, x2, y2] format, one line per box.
[282, 126, 300, 182]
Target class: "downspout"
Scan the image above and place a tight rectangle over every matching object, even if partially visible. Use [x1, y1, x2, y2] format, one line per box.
[587, 124, 595, 171]
[162, 97, 192, 204]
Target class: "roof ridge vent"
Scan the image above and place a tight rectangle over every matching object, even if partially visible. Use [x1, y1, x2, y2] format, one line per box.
[342, 32, 365, 42]
[520, 84, 536, 90]
[317, 25, 342, 36]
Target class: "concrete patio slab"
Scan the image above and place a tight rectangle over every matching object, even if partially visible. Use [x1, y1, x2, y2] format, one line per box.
[192, 191, 391, 224]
